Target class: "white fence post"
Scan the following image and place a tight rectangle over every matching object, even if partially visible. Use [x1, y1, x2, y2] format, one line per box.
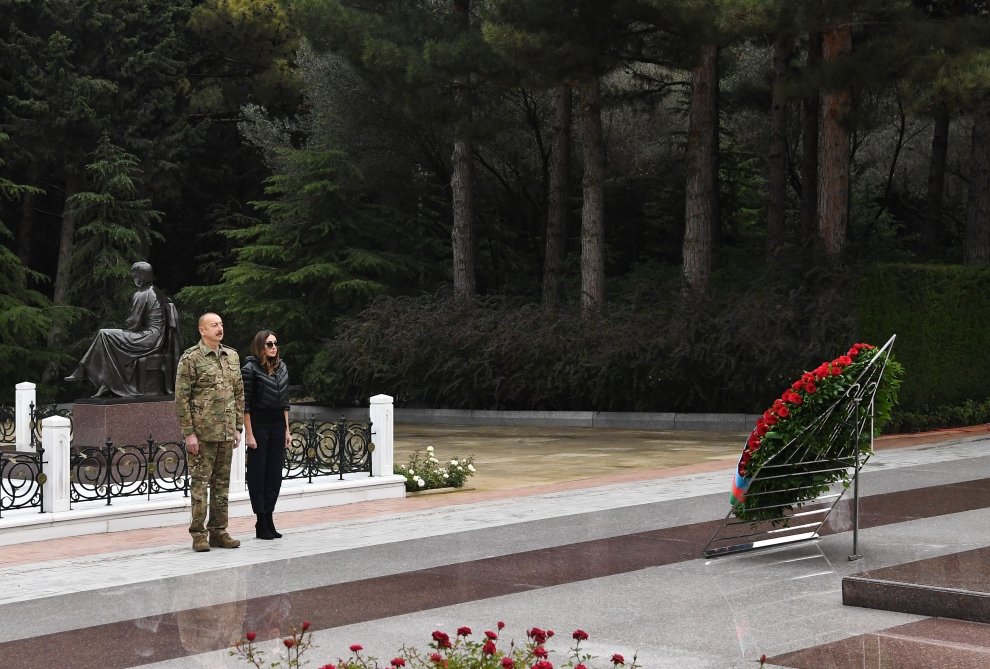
[41, 415, 71, 513]
[369, 394, 394, 477]
[15, 381, 36, 452]
[230, 428, 247, 493]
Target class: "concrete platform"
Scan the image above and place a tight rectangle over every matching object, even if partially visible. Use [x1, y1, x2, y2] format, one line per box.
[0, 422, 987, 669]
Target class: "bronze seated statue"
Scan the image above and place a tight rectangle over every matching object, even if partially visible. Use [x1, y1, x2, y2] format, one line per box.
[65, 261, 182, 398]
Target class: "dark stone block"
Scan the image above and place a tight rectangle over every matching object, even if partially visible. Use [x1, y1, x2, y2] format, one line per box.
[843, 546, 990, 623]
[72, 397, 183, 448]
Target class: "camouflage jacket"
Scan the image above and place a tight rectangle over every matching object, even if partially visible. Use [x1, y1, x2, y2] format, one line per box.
[175, 341, 244, 442]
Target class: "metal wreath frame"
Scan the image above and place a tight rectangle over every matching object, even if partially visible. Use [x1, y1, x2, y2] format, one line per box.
[702, 335, 897, 560]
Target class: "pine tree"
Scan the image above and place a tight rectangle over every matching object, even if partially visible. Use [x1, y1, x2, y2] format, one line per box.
[0, 0, 192, 328]
[66, 132, 164, 326]
[484, 0, 647, 314]
[291, 0, 509, 299]
[0, 134, 69, 396]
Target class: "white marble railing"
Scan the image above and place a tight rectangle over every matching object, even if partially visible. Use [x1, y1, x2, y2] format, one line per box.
[2, 388, 401, 545]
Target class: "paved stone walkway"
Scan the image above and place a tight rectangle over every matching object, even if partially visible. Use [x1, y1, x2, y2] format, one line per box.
[0, 423, 987, 668]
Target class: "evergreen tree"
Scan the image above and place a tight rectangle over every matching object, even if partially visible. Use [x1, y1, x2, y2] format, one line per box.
[178, 41, 433, 373]
[291, 0, 509, 299]
[0, 134, 70, 397]
[484, 0, 646, 314]
[66, 132, 164, 327]
[0, 0, 192, 317]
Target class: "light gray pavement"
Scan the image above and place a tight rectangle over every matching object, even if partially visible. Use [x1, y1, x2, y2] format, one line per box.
[0, 428, 988, 668]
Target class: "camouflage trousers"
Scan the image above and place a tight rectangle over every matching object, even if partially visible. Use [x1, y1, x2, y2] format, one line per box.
[187, 440, 234, 538]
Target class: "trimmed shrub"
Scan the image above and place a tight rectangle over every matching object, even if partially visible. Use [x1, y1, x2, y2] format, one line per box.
[858, 263, 990, 412]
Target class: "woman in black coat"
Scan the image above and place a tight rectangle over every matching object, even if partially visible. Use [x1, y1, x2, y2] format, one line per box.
[242, 330, 291, 540]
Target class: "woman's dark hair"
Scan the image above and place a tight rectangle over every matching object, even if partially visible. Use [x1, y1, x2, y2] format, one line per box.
[249, 330, 280, 375]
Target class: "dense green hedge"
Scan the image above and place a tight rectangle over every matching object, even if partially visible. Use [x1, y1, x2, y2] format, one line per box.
[305, 264, 988, 432]
[858, 263, 990, 413]
[305, 279, 861, 414]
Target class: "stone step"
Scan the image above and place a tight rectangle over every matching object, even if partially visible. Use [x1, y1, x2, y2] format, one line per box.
[842, 546, 990, 623]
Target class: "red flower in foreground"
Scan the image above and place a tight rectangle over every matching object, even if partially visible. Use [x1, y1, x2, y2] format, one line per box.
[429, 652, 445, 665]
[349, 644, 363, 653]
[283, 638, 295, 649]
[485, 630, 499, 640]
[572, 629, 589, 641]
[497, 621, 506, 630]
[527, 627, 548, 644]
[301, 621, 311, 631]
[457, 626, 472, 637]
[533, 645, 548, 658]
[319, 664, 337, 669]
[391, 658, 406, 667]
[501, 657, 515, 669]
[432, 630, 452, 648]
[611, 653, 625, 666]
[576, 665, 587, 669]
[483, 640, 497, 655]
[245, 632, 256, 642]
[533, 661, 554, 669]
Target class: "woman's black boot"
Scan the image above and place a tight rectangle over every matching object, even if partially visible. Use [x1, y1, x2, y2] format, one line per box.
[266, 512, 283, 539]
[256, 513, 275, 540]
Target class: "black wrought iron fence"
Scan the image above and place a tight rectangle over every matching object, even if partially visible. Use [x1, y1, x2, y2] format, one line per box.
[70, 438, 189, 505]
[1, 404, 46, 516]
[285, 416, 374, 483]
[5, 416, 374, 511]
[30, 402, 73, 450]
[0, 444, 45, 518]
[0, 404, 14, 450]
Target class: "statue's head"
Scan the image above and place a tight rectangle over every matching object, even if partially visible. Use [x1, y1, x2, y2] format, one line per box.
[131, 261, 154, 287]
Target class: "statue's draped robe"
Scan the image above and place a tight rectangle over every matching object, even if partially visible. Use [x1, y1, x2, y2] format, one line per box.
[76, 285, 176, 396]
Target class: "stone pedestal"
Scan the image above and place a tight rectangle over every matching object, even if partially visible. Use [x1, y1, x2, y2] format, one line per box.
[72, 396, 182, 447]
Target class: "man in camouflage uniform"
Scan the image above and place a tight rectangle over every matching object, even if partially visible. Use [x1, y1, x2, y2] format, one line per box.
[175, 312, 245, 552]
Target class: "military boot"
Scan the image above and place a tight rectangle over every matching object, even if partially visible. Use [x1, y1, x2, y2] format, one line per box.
[192, 535, 211, 552]
[209, 531, 241, 548]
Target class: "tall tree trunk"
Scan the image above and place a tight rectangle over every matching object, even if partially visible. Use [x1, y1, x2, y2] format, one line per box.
[17, 163, 38, 268]
[51, 172, 83, 309]
[817, 17, 852, 258]
[766, 36, 792, 257]
[450, 137, 477, 297]
[923, 102, 950, 252]
[450, 0, 476, 298]
[799, 31, 821, 240]
[683, 44, 719, 295]
[965, 108, 990, 266]
[578, 77, 605, 316]
[543, 84, 571, 312]
[45, 170, 83, 371]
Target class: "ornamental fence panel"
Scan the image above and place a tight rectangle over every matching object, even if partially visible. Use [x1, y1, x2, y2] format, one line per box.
[0, 449, 44, 517]
[0, 404, 14, 449]
[30, 402, 73, 450]
[70, 438, 189, 505]
[285, 416, 374, 484]
[1, 403, 46, 517]
[64, 418, 372, 508]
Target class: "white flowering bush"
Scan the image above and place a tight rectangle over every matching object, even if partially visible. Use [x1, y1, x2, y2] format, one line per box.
[395, 446, 476, 492]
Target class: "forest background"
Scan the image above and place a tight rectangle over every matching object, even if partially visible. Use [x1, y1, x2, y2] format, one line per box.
[2, 0, 989, 433]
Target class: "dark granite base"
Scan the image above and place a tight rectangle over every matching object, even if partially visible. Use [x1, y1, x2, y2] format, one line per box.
[842, 546, 990, 623]
[72, 398, 182, 447]
[771, 618, 990, 668]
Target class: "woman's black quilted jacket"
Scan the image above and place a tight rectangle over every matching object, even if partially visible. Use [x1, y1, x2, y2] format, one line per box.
[241, 356, 290, 414]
